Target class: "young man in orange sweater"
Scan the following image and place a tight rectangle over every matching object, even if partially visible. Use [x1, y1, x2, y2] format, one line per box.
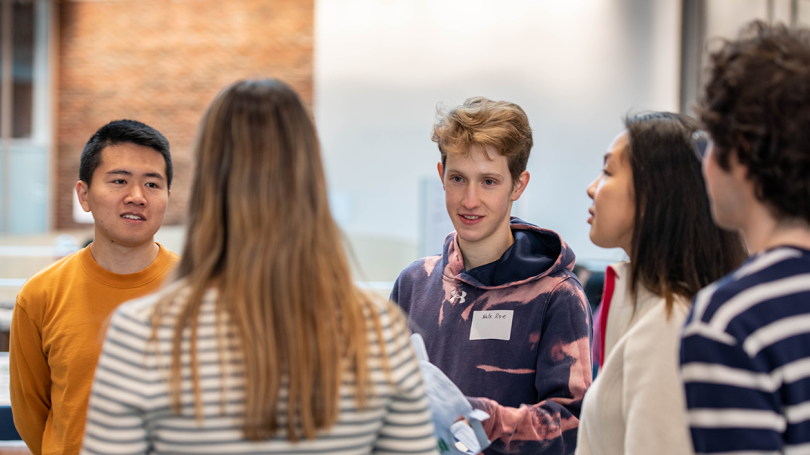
[9, 120, 180, 455]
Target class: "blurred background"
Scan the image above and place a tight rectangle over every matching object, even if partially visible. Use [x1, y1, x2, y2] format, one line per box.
[3, 0, 810, 318]
[0, 0, 807, 449]
[0, 0, 809, 428]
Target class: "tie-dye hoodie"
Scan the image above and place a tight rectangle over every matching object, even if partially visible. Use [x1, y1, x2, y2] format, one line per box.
[391, 217, 592, 455]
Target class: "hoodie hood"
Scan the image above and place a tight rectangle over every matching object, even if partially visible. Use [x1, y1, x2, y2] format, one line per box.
[441, 217, 576, 289]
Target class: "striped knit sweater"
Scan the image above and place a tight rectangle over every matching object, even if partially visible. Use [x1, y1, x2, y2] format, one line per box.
[80, 286, 438, 455]
[680, 246, 810, 455]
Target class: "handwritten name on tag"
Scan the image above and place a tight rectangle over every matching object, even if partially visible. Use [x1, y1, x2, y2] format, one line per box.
[470, 310, 514, 341]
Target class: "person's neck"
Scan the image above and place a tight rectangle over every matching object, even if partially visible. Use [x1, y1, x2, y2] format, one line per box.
[89, 236, 160, 274]
[458, 221, 515, 270]
[741, 203, 810, 254]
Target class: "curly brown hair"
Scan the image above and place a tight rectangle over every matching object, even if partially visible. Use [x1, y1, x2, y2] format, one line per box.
[432, 97, 533, 184]
[700, 21, 810, 223]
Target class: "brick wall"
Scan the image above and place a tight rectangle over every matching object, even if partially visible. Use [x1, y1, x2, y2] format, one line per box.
[55, 0, 314, 228]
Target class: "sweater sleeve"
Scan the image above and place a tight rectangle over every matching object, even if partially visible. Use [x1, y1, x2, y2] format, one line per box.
[622, 306, 693, 455]
[468, 278, 593, 455]
[371, 305, 438, 455]
[9, 300, 51, 455]
[80, 309, 150, 455]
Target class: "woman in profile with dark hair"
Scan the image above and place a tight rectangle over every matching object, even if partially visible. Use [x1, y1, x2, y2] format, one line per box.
[79, 79, 437, 454]
[575, 112, 747, 455]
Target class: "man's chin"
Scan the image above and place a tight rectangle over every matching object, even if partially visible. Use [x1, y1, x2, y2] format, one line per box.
[455, 227, 488, 245]
[118, 239, 156, 249]
[102, 231, 158, 249]
[710, 206, 739, 231]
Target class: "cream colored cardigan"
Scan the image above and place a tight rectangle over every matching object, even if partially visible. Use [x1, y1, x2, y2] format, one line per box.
[575, 262, 694, 455]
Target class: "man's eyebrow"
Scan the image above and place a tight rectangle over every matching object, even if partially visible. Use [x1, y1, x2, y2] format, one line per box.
[445, 167, 503, 176]
[105, 169, 165, 181]
[106, 169, 132, 176]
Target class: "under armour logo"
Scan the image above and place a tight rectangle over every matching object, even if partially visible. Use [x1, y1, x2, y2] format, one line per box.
[450, 289, 466, 304]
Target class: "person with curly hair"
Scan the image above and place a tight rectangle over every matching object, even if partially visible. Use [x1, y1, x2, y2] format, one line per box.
[680, 21, 810, 454]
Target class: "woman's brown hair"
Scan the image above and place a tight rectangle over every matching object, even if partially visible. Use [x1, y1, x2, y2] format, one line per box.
[624, 112, 747, 314]
[153, 79, 391, 441]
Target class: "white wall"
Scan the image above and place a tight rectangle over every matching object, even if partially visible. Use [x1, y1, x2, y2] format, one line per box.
[314, 0, 682, 280]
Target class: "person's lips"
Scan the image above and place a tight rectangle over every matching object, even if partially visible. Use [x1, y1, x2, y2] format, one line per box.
[459, 214, 484, 226]
[121, 212, 146, 222]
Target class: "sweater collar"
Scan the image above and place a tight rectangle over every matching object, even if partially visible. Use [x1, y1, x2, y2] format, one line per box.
[78, 243, 175, 288]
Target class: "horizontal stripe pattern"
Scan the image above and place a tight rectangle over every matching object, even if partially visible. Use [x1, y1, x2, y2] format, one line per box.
[81, 288, 437, 455]
[681, 247, 810, 454]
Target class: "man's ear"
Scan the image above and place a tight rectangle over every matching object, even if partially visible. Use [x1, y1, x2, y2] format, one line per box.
[437, 162, 445, 187]
[730, 135, 756, 179]
[511, 170, 530, 201]
[76, 180, 91, 213]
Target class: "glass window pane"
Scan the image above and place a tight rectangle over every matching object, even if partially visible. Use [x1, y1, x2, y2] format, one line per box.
[13, 0, 34, 139]
[0, 2, 4, 130]
[799, 0, 810, 27]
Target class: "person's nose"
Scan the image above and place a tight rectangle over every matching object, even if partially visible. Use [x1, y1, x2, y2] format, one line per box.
[462, 184, 481, 210]
[124, 185, 146, 206]
[587, 175, 600, 201]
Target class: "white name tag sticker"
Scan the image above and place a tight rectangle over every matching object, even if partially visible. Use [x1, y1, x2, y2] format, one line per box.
[470, 310, 514, 341]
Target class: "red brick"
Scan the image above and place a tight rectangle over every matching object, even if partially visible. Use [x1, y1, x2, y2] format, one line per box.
[55, 0, 314, 228]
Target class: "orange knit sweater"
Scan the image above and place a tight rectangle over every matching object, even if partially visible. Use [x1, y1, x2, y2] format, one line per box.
[9, 244, 178, 455]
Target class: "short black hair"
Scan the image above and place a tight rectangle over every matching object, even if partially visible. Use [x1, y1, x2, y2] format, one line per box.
[700, 21, 810, 223]
[79, 119, 172, 188]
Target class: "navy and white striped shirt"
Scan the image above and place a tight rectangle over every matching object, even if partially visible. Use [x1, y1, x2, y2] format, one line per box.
[681, 246, 810, 455]
[81, 286, 438, 455]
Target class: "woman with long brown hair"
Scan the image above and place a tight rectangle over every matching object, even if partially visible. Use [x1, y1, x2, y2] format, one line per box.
[80, 79, 437, 454]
